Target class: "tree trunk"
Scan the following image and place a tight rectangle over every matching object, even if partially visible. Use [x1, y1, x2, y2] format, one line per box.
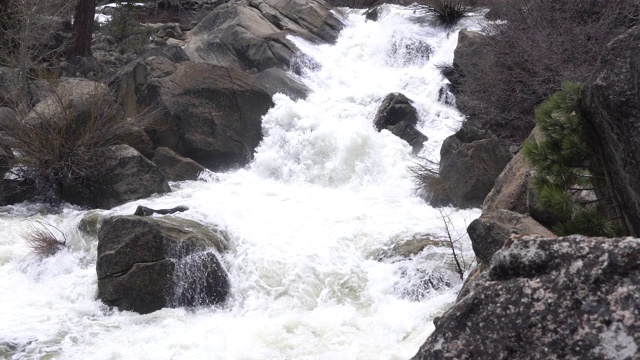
[68, 0, 96, 58]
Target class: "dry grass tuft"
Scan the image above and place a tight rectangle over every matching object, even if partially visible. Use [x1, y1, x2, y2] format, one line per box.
[23, 220, 66, 258]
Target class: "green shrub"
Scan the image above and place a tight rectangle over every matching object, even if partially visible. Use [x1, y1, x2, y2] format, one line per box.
[522, 82, 620, 237]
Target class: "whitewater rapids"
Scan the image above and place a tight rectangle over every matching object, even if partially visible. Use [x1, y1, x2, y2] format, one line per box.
[0, 5, 484, 359]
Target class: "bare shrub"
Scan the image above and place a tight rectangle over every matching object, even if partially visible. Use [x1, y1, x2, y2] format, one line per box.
[24, 220, 66, 258]
[0, 0, 74, 94]
[409, 157, 450, 205]
[457, 0, 640, 145]
[1, 84, 159, 206]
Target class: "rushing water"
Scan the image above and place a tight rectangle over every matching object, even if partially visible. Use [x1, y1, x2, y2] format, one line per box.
[0, 5, 484, 360]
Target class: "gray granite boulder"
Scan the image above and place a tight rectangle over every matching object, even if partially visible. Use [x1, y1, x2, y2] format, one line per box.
[97, 216, 230, 314]
[467, 209, 555, 267]
[184, 0, 343, 72]
[61, 145, 170, 209]
[152, 147, 205, 181]
[413, 236, 640, 359]
[140, 62, 274, 170]
[438, 125, 511, 208]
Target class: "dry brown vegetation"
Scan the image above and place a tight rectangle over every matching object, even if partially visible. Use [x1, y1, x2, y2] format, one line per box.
[1, 84, 159, 206]
[24, 220, 66, 258]
[455, 0, 640, 144]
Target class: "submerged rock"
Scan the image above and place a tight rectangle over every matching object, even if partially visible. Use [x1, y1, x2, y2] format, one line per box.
[413, 236, 640, 359]
[97, 216, 230, 314]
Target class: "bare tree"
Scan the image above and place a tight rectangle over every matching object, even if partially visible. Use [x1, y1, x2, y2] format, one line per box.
[0, 0, 74, 96]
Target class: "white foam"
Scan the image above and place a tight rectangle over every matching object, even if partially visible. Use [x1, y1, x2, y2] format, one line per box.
[0, 5, 484, 359]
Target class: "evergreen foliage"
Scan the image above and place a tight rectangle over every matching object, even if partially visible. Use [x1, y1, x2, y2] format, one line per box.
[522, 82, 619, 237]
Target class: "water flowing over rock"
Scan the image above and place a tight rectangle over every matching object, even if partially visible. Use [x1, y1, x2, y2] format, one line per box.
[97, 216, 230, 314]
[413, 236, 640, 360]
[184, 0, 343, 72]
[582, 25, 640, 235]
[61, 145, 171, 209]
[140, 62, 274, 170]
[438, 125, 511, 208]
[373, 93, 428, 153]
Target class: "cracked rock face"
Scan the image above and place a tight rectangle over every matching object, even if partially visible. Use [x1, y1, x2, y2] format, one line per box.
[412, 236, 640, 360]
[97, 216, 230, 314]
[139, 62, 274, 170]
[184, 0, 343, 72]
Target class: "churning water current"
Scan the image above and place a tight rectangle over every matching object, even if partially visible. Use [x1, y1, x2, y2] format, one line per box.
[0, 5, 484, 360]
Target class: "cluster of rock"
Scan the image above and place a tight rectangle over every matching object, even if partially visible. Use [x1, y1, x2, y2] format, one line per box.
[412, 20, 640, 360]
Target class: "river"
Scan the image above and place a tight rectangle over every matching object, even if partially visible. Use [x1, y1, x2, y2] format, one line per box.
[0, 5, 483, 359]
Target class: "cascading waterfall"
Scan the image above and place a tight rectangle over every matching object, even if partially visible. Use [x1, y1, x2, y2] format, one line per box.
[0, 5, 485, 359]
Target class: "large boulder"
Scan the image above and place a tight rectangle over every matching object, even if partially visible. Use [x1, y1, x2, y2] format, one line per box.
[152, 146, 206, 181]
[438, 125, 512, 208]
[413, 236, 640, 359]
[467, 209, 556, 267]
[140, 62, 274, 170]
[61, 145, 170, 209]
[97, 216, 230, 314]
[255, 67, 309, 100]
[373, 93, 428, 153]
[109, 46, 188, 118]
[184, 0, 343, 72]
[582, 25, 640, 236]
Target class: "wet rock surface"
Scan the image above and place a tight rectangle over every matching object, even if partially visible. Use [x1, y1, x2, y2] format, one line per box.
[413, 236, 640, 360]
[97, 216, 230, 314]
[373, 92, 428, 153]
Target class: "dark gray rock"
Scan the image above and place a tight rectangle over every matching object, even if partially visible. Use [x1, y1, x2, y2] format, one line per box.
[110, 55, 181, 118]
[152, 147, 206, 181]
[467, 209, 555, 266]
[364, 6, 380, 22]
[413, 236, 640, 360]
[373, 93, 428, 153]
[184, 0, 343, 71]
[97, 216, 230, 314]
[582, 25, 640, 236]
[255, 67, 309, 100]
[60, 145, 171, 209]
[140, 62, 274, 170]
[438, 124, 511, 208]
[448, 30, 493, 117]
[133, 205, 189, 217]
